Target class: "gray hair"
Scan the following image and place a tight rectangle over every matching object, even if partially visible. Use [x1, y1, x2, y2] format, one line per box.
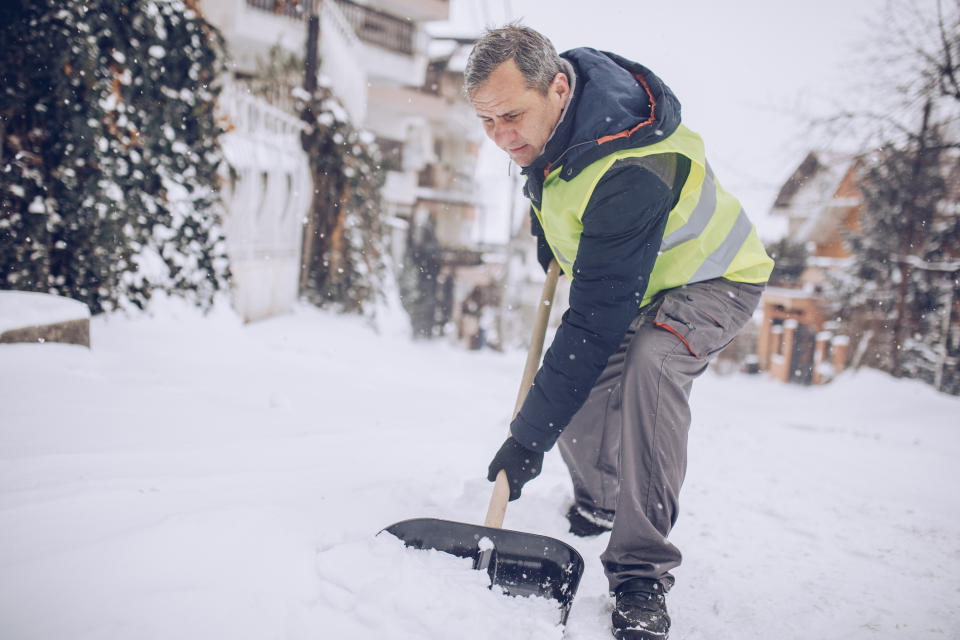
[464, 24, 565, 97]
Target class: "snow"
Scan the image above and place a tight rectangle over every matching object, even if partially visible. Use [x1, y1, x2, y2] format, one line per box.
[1, 297, 958, 639]
[28, 196, 47, 214]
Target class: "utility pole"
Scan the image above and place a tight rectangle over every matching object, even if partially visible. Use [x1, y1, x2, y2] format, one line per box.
[304, 0, 320, 96]
[299, 0, 321, 295]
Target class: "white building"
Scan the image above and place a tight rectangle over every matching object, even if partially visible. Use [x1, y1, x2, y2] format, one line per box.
[200, 0, 494, 330]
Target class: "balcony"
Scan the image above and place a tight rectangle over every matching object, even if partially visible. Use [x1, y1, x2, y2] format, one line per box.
[367, 0, 448, 22]
[236, 0, 368, 122]
[245, 0, 416, 56]
[333, 0, 414, 55]
[417, 164, 474, 200]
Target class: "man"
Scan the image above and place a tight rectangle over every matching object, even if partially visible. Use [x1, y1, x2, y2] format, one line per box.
[466, 25, 774, 639]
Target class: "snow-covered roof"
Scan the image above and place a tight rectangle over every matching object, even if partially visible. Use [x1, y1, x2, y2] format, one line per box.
[772, 150, 851, 209]
[423, 22, 480, 42]
[427, 39, 459, 59]
[426, 39, 475, 73]
[447, 47, 471, 73]
[770, 150, 857, 243]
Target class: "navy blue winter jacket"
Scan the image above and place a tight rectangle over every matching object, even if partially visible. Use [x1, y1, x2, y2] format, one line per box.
[509, 48, 690, 453]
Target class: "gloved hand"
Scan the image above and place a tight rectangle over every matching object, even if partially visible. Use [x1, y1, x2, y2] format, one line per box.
[487, 436, 544, 501]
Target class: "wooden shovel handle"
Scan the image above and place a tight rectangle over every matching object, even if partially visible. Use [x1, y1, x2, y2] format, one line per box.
[484, 260, 561, 529]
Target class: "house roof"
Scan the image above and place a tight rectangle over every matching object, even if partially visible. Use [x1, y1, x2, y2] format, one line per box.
[770, 150, 858, 244]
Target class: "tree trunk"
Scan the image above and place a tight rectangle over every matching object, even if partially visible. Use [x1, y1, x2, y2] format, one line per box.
[892, 100, 933, 376]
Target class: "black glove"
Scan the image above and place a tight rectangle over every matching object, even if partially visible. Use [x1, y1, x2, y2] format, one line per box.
[487, 436, 544, 501]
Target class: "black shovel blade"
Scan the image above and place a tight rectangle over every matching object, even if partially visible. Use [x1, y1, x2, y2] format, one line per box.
[383, 517, 584, 624]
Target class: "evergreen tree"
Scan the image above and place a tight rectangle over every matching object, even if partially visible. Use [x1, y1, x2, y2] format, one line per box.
[0, 0, 229, 313]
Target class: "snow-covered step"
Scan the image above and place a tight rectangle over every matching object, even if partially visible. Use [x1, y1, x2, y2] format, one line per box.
[0, 291, 91, 347]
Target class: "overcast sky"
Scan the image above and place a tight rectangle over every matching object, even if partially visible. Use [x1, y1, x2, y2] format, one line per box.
[441, 0, 882, 242]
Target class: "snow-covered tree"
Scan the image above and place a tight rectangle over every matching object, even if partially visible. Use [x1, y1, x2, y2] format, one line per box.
[836, 119, 957, 389]
[1, 0, 229, 313]
[822, 0, 960, 393]
[298, 86, 387, 316]
[242, 41, 389, 319]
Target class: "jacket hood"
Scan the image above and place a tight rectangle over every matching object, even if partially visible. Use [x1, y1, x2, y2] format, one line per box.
[526, 47, 682, 181]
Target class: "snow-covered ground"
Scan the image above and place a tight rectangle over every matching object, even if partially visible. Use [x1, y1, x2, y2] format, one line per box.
[1, 297, 958, 640]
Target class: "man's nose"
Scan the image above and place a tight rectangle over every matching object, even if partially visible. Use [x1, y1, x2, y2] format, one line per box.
[492, 122, 515, 148]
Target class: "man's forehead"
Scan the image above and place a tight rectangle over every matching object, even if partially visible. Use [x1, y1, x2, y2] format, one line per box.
[470, 60, 532, 115]
[471, 94, 523, 117]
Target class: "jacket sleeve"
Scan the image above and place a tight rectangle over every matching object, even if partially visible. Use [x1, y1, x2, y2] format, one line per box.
[509, 161, 675, 452]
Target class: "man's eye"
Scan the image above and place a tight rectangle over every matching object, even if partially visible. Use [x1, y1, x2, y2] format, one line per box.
[505, 113, 519, 121]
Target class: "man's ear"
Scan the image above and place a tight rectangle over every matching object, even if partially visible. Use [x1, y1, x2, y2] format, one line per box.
[552, 72, 570, 102]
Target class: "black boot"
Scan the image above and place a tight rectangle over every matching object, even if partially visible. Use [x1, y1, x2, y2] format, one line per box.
[611, 578, 671, 639]
[566, 503, 615, 537]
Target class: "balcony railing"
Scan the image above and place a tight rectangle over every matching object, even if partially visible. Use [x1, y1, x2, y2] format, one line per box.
[332, 0, 414, 55]
[245, 0, 415, 56]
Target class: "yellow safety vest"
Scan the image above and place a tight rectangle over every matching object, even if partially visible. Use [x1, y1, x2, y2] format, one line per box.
[532, 124, 774, 307]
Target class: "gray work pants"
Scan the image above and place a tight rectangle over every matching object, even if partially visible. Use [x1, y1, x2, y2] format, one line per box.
[557, 278, 764, 592]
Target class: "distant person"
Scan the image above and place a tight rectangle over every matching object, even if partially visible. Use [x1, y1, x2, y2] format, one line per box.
[460, 286, 484, 350]
[465, 25, 773, 639]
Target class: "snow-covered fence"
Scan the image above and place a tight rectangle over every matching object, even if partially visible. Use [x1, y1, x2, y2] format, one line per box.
[812, 331, 850, 384]
[217, 82, 312, 322]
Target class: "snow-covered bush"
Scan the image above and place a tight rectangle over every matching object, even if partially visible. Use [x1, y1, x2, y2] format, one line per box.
[0, 0, 230, 313]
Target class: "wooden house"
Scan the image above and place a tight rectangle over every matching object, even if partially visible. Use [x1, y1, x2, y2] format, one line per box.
[757, 151, 861, 384]
[758, 147, 960, 390]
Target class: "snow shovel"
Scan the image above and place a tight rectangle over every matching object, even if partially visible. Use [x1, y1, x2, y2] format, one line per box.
[384, 261, 583, 624]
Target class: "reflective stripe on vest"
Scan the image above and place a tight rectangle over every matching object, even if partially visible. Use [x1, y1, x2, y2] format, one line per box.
[531, 124, 773, 307]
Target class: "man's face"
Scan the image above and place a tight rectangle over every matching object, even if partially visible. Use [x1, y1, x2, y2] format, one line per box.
[470, 59, 570, 167]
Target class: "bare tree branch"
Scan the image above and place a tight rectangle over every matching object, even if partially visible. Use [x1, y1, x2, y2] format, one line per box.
[935, 0, 960, 100]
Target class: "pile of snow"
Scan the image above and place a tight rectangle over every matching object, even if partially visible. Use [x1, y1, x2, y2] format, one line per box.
[1, 297, 957, 639]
